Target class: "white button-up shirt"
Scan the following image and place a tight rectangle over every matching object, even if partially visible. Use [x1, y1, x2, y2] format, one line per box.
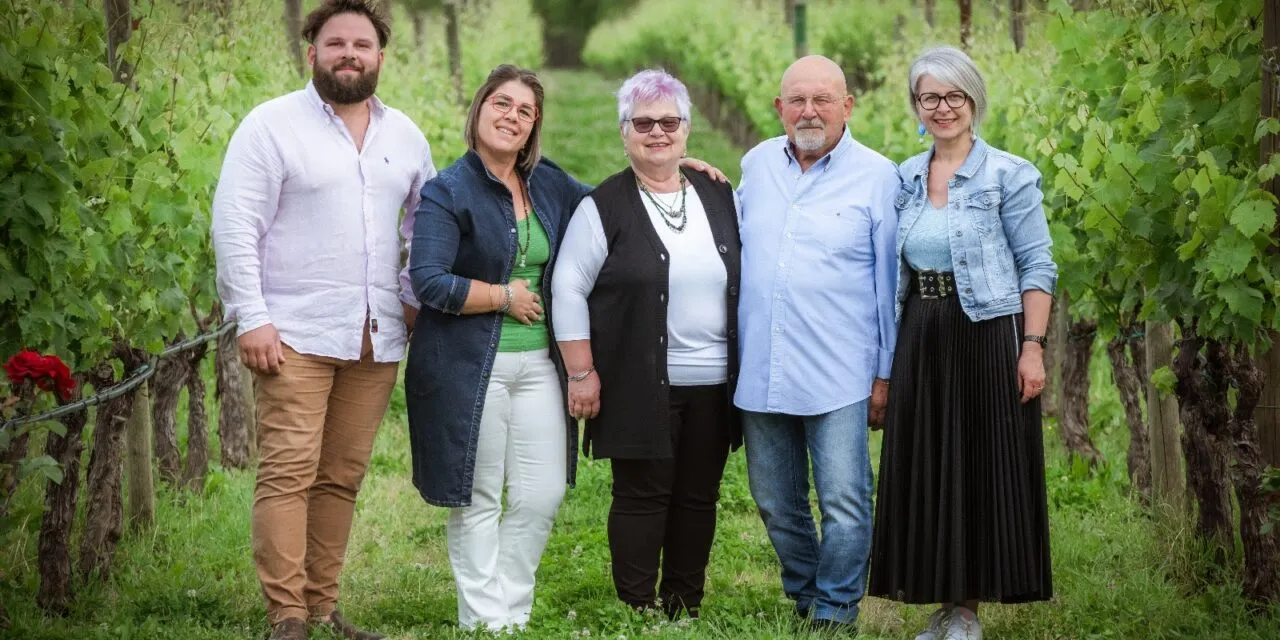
[212, 82, 435, 362]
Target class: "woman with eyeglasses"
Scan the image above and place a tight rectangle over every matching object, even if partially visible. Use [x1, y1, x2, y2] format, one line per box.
[550, 69, 741, 620]
[406, 65, 725, 632]
[867, 47, 1057, 640]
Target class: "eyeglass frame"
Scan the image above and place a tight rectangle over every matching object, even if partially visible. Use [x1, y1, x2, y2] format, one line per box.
[487, 93, 539, 123]
[914, 90, 970, 111]
[628, 116, 686, 133]
[779, 93, 849, 111]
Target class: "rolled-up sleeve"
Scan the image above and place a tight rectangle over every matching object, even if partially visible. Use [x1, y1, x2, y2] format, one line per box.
[550, 197, 608, 341]
[871, 172, 900, 379]
[212, 113, 281, 337]
[399, 144, 438, 309]
[409, 176, 471, 314]
[1002, 162, 1057, 295]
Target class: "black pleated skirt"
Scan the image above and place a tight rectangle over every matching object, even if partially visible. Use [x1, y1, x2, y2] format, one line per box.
[868, 291, 1053, 604]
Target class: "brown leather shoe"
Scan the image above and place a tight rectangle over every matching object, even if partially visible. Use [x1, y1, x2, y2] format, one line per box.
[268, 618, 308, 640]
[312, 610, 386, 640]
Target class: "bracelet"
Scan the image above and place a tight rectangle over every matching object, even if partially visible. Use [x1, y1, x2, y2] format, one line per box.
[1023, 334, 1048, 347]
[498, 284, 513, 314]
[487, 285, 497, 310]
[567, 366, 595, 383]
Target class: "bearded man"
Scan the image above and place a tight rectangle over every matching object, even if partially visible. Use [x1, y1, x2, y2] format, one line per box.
[211, 1, 435, 638]
[733, 55, 900, 634]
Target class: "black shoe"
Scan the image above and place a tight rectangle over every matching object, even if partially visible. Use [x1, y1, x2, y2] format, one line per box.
[660, 595, 700, 621]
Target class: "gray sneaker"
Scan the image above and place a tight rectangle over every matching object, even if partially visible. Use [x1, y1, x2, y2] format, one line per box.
[914, 608, 949, 640]
[942, 606, 981, 640]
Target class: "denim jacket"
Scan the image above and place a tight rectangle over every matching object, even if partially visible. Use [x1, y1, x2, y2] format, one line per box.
[894, 137, 1057, 322]
[405, 151, 590, 507]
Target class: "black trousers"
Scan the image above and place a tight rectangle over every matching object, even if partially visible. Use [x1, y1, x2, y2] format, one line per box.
[607, 384, 732, 616]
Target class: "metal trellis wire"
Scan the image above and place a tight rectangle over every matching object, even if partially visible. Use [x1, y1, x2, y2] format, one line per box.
[0, 321, 236, 434]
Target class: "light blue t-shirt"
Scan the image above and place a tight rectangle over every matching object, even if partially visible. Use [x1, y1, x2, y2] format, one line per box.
[902, 200, 954, 272]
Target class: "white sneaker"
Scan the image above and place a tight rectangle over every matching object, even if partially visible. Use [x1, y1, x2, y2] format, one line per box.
[913, 608, 949, 640]
[942, 606, 982, 640]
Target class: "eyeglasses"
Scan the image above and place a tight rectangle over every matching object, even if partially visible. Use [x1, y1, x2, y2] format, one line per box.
[488, 94, 538, 123]
[782, 94, 844, 110]
[629, 117, 685, 133]
[915, 91, 970, 111]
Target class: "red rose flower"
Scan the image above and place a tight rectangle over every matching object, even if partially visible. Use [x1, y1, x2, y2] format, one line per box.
[4, 350, 76, 400]
[4, 350, 44, 385]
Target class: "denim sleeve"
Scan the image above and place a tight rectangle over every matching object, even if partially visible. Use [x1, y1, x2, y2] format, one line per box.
[1001, 162, 1058, 295]
[409, 175, 472, 315]
[872, 171, 900, 379]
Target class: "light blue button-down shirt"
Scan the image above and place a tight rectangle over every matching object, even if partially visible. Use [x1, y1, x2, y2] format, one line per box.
[734, 129, 901, 415]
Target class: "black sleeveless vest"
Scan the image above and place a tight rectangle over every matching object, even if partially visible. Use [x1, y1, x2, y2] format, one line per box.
[584, 167, 742, 459]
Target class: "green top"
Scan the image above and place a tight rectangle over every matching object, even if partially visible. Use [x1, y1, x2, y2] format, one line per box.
[498, 211, 551, 352]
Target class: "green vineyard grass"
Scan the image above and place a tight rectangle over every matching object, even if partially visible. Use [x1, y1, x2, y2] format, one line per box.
[4, 0, 1280, 638]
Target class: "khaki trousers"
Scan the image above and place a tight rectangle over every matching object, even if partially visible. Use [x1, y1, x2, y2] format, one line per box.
[252, 328, 398, 624]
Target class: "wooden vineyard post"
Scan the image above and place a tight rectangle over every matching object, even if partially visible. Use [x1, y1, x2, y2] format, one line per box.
[1144, 321, 1184, 513]
[1255, 0, 1280, 468]
[284, 0, 305, 78]
[126, 380, 155, 529]
[445, 0, 463, 105]
[1010, 0, 1026, 52]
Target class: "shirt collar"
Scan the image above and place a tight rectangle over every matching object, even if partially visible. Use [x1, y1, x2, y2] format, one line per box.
[782, 126, 854, 172]
[303, 80, 386, 119]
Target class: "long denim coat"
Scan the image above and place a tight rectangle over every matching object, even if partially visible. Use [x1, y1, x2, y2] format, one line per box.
[406, 151, 589, 507]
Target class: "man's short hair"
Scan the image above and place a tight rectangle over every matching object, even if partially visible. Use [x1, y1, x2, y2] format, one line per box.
[302, 0, 391, 49]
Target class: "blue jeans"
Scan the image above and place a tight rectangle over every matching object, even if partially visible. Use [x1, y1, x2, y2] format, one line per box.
[742, 400, 873, 624]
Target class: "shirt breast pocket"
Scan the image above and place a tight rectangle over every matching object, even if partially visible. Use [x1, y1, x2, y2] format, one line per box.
[893, 187, 915, 212]
[807, 206, 869, 253]
[968, 187, 1002, 237]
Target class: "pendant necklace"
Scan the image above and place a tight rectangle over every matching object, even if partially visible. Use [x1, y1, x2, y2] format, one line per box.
[516, 179, 532, 268]
[637, 173, 688, 233]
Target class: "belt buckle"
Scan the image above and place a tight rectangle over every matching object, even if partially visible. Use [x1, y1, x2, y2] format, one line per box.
[916, 270, 952, 299]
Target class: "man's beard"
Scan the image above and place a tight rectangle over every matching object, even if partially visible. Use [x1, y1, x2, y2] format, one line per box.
[792, 118, 827, 152]
[313, 59, 379, 105]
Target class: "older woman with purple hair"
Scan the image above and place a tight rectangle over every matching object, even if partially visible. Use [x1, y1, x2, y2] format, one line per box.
[552, 69, 741, 620]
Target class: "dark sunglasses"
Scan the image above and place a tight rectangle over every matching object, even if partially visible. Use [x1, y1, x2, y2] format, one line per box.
[629, 116, 685, 133]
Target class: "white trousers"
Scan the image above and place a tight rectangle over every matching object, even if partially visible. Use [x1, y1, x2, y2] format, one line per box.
[447, 349, 567, 631]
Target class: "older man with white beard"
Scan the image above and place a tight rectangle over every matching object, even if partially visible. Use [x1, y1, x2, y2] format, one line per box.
[212, 1, 435, 638]
[734, 55, 900, 634]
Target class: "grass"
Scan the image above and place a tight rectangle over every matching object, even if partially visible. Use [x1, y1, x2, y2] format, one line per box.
[2, 70, 1279, 639]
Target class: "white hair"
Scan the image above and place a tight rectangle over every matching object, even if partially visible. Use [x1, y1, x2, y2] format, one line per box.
[616, 69, 692, 130]
[907, 46, 988, 137]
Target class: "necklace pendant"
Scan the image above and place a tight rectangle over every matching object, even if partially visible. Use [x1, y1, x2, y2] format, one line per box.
[519, 256, 527, 268]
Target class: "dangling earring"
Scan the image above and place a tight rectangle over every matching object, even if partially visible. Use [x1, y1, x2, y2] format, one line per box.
[917, 122, 927, 145]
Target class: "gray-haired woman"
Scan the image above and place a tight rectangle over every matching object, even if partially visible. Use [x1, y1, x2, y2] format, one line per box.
[551, 69, 741, 620]
[868, 46, 1057, 640]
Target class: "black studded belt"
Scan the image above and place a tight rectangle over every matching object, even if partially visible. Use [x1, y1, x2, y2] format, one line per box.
[911, 270, 957, 299]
